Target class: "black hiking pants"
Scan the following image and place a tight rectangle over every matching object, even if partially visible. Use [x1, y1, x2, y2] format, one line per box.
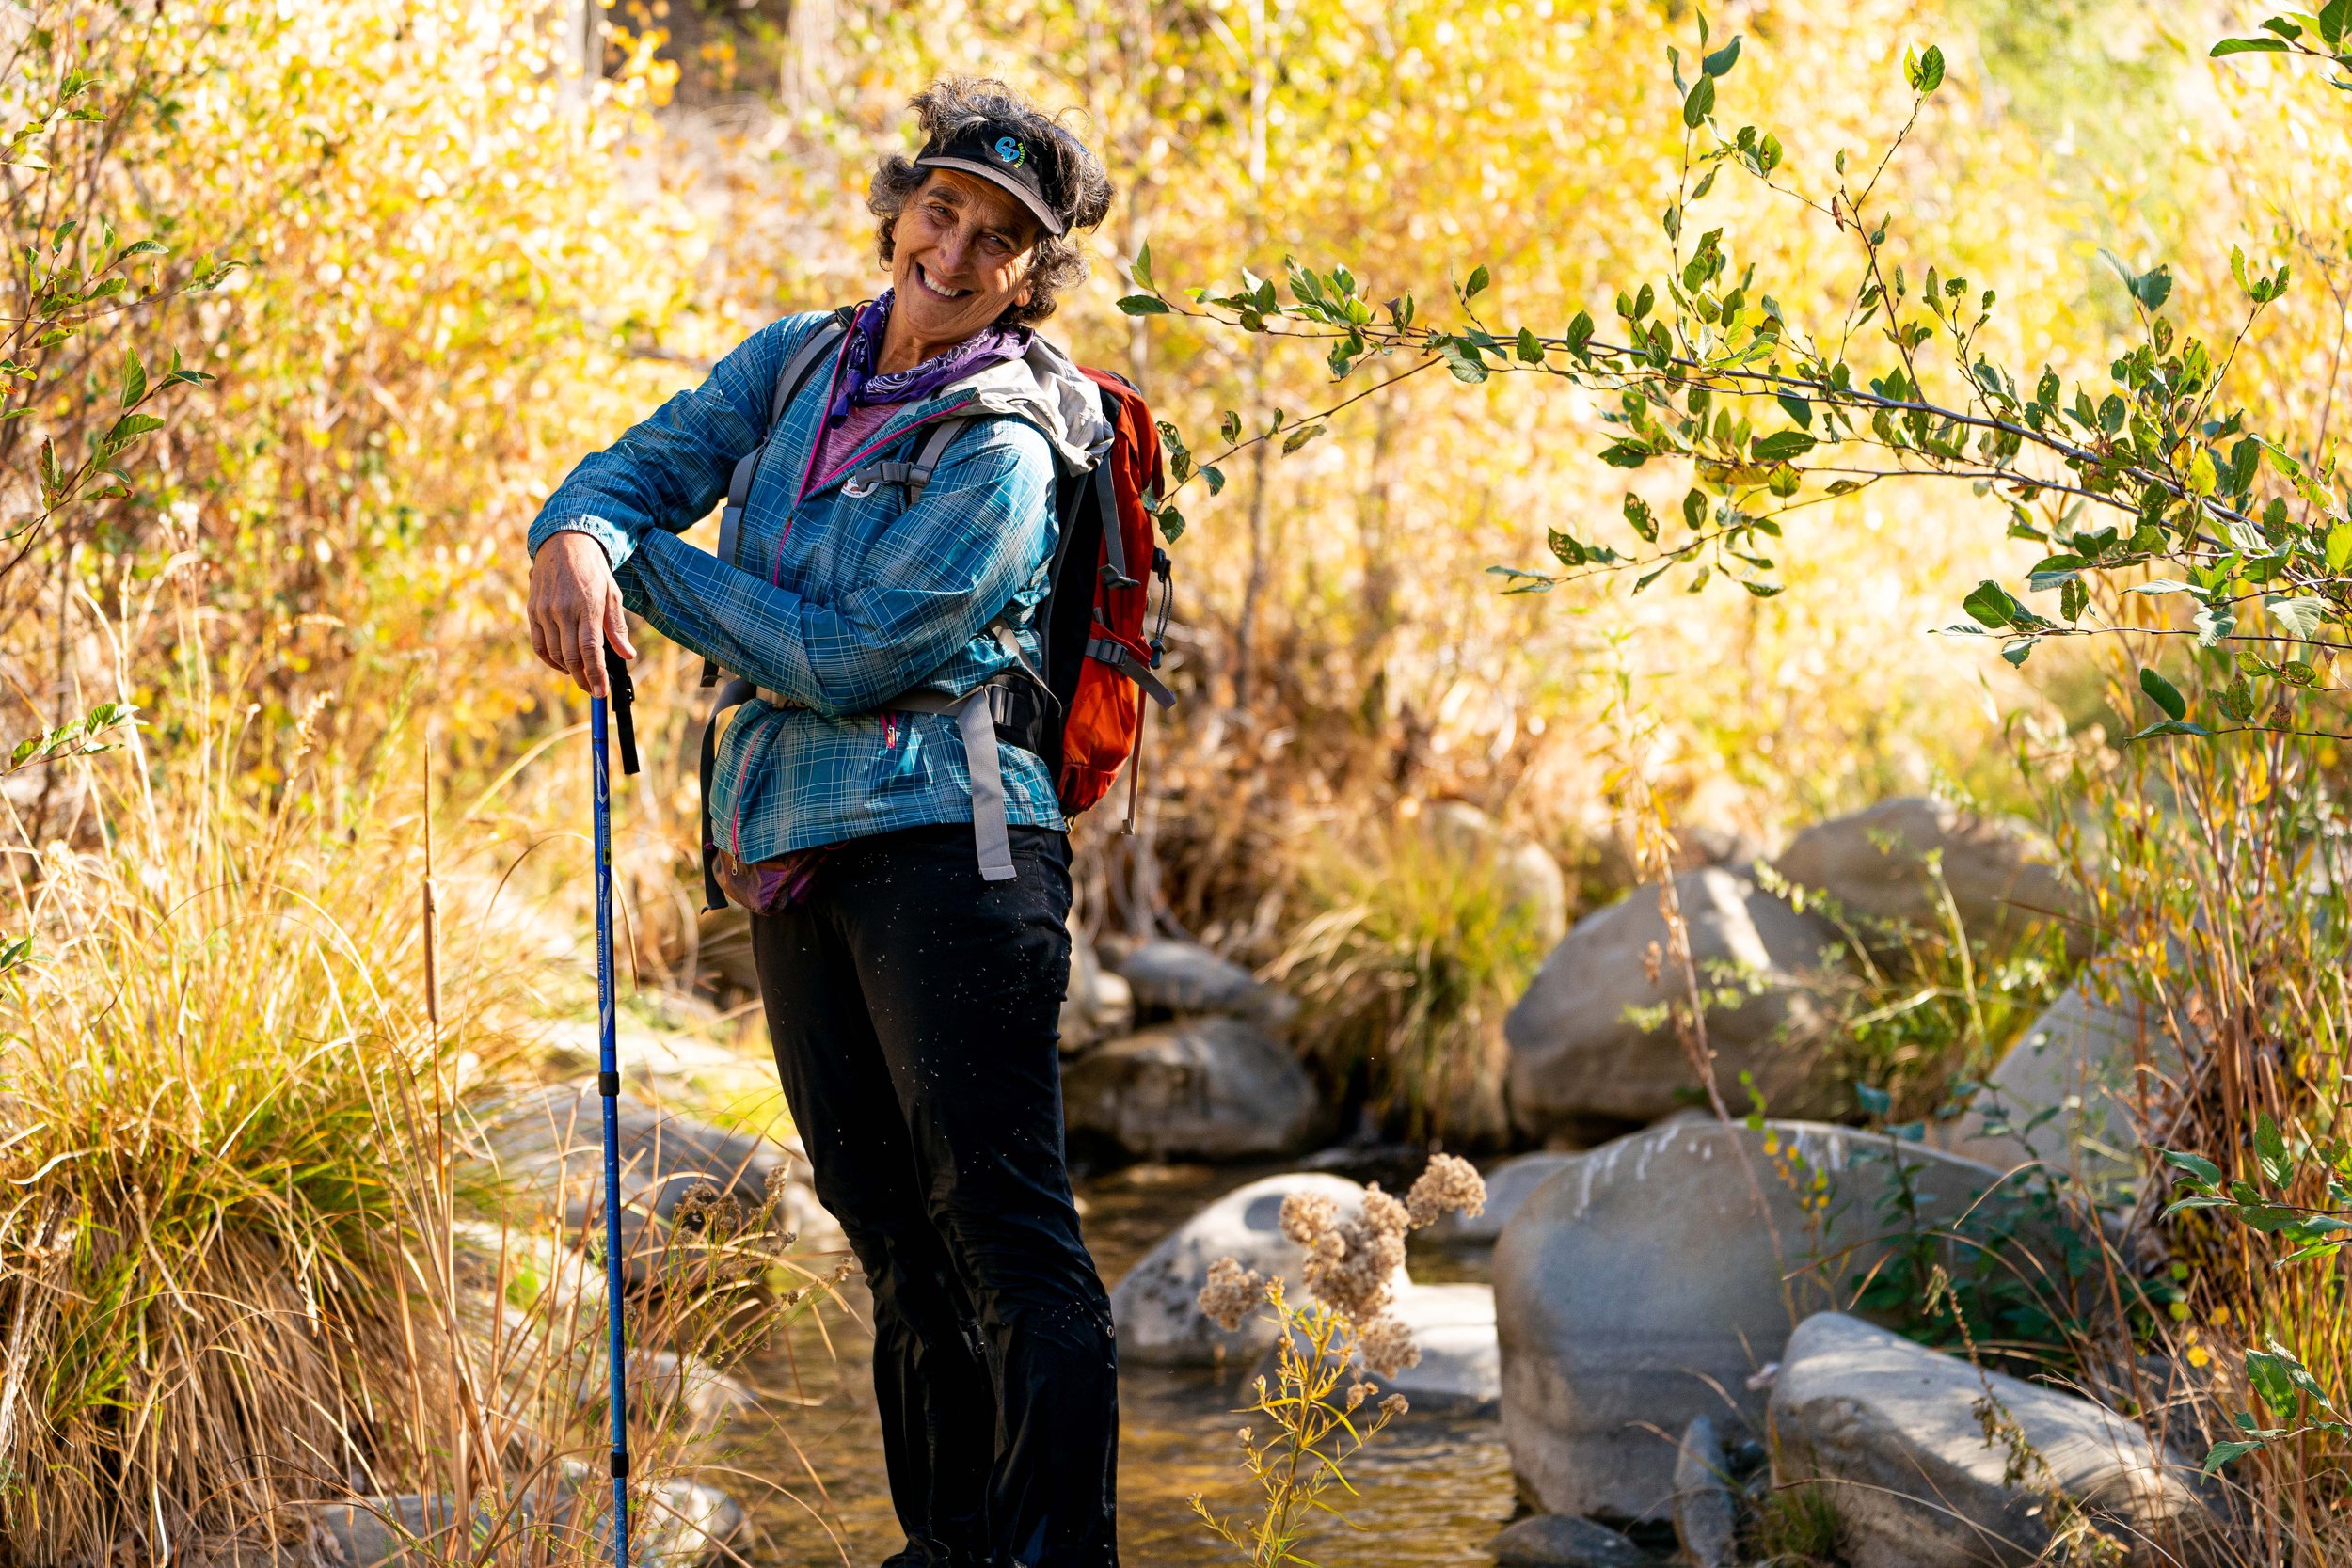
[751, 823, 1119, 1568]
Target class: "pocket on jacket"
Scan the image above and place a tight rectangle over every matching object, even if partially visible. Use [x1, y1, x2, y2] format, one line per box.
[866, 714, 934, 794]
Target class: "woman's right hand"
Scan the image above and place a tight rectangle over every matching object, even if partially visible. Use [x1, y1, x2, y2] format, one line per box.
[528, 531, 638, 699]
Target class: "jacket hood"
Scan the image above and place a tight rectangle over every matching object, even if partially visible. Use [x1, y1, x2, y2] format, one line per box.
[945, 332, 1112, 471]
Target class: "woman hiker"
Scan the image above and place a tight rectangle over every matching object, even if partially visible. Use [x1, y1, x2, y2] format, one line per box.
[525, 79, 1121, 1568]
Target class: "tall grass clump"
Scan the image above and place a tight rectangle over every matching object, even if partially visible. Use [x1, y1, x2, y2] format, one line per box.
[2057, 722, 2352, 1562]
[0, 686, 470, 1555]
[1268, 810, 1555, 1146]
[0, 670, 786, 1561]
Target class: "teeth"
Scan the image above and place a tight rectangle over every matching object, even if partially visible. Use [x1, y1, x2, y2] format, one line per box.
[919, 264, 970, 298]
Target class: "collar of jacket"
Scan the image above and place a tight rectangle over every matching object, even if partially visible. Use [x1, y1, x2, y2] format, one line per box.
[800, 326, 1112, 502]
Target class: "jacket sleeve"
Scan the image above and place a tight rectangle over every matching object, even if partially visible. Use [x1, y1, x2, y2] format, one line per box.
[525, 314, 827, 570]
[612, 420, 1055, 716]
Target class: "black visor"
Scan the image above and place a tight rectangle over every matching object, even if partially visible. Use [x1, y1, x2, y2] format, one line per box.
[913, 123, 1069, 238]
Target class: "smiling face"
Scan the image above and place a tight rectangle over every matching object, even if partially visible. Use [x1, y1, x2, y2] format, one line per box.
[884, 169, 1043, 366]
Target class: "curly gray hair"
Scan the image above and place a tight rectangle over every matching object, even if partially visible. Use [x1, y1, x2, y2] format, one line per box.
[868, 78, 1114, 327]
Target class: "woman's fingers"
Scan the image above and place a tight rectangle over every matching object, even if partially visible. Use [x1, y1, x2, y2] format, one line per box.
[603, 587, 638, 665]
[528, 531, 635, 698]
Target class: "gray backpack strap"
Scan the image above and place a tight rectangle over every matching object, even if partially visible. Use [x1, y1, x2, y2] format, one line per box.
[1093, 460, 1138, 590]
[892, 683, 1016, 882]
[702, 313, 853, 689]
[844, 417, 968, 507]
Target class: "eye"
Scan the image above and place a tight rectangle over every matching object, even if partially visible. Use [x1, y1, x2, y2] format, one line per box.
[981, 233, 1013, 257]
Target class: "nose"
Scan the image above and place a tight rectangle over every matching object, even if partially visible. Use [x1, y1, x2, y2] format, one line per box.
[930, 222, 970, 277]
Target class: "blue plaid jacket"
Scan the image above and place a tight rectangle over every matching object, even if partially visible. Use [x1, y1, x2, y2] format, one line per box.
[529, 310, 1109, 861]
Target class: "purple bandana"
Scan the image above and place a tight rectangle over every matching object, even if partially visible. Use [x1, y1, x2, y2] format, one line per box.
[829, 291, 1029, 422]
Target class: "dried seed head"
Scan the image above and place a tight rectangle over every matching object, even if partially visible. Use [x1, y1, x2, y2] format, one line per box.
[1279, 1191, 1340, 1246]
[1197, 1256, 1266, 1332]
[1361, 1183, 1411, 1237]
[1406, 1153, 1488, 1228]
[1357, 1314, 1421, 1378]
[673, 1181, 724, 1227]
[1379, 1392, 1410, 1419]
[1344, 1380, 1374, 1412]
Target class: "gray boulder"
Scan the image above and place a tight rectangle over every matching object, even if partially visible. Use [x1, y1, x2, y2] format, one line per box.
[1376, 1282, 1501, 1410]
[1111, 1172, 1406, 1364]
[1939, 974, 2191, 1198]
[309, 1476, 742, 1567]
[1773, 796, 2076, 945]
[1059, 917, 1136, 1053]
[1771, 1312, 2223, 1568]
[476, 1085, 845, 1258]
[1495, 1117, 2082, 1522]
[1062, 1016, 1323, 1161]
[1503, 867, 1848, 1134]
[1486, 1513, 1645, 1568]
[1115, 939, 1298, 1024]
[1672, 1415, 1739, 1568]
[1433, 1152, 1580, 1244]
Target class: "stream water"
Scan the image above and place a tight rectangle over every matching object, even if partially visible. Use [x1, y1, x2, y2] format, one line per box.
[730, 1161, 1521, 1566]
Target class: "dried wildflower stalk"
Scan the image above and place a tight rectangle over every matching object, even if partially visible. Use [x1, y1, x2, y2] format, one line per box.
[1191, 1155, 1486, 1565]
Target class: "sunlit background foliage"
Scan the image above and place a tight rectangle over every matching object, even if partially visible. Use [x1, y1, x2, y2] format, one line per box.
[3, 0, 2350, 1556]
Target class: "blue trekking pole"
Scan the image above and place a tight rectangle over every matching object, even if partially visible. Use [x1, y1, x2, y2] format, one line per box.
[592, 643, 640, 1564]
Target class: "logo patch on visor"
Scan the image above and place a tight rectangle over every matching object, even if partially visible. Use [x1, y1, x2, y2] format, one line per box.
[993, 136, 1025, 166]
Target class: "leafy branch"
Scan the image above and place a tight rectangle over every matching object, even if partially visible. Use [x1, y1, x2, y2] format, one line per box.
[1124, 8, 2352, 746]
[2161, 1124, 2352, 1470]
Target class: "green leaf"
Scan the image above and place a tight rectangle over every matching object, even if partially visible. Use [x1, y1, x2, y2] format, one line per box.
[2163, 1148, 2224, 1187]
[2027, 554, 2086, 592]
[102, 412, 164, 448]
[2202, 1440, 2262, 1472]
[1963, 579, 2021, 629]
[1682, 76, 1716, 127]
[1682, 489, 1708, 531]
[120, 350, 146, 408]
[1904, 42, 1946, 93]
[1464, 265, 1491, 299]
[1564, 310, 1596, 356]
[1132, 244, 1154, 290]
[2211, 36, 2291, 55]
[1220, 410, 1242, 445]
[2127, 719, 2214, 741]
[1599, 440, 1651, 469]
[1439, 338, 1489, 384]
[1516, 326, 1545, 364]
[2266, 594, 2330, 639]
[1774, 391, 1812, 429]
[1623, 494, 1658, 543]
[2001, 637, 2037, 666]
[1702, 36, 1741, 77]
[2139, 666, 2187, 721]
[2246, 1348, 2303, 1419]
[2256, 1113, 2294, 1186]
[1752, 430, 1815, 463]
[1201, 465, 1226, 497]
[1117, 293, 1169, 316]
[2128, 578, 2198, 596]
[1156, 502, 1185, 544]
